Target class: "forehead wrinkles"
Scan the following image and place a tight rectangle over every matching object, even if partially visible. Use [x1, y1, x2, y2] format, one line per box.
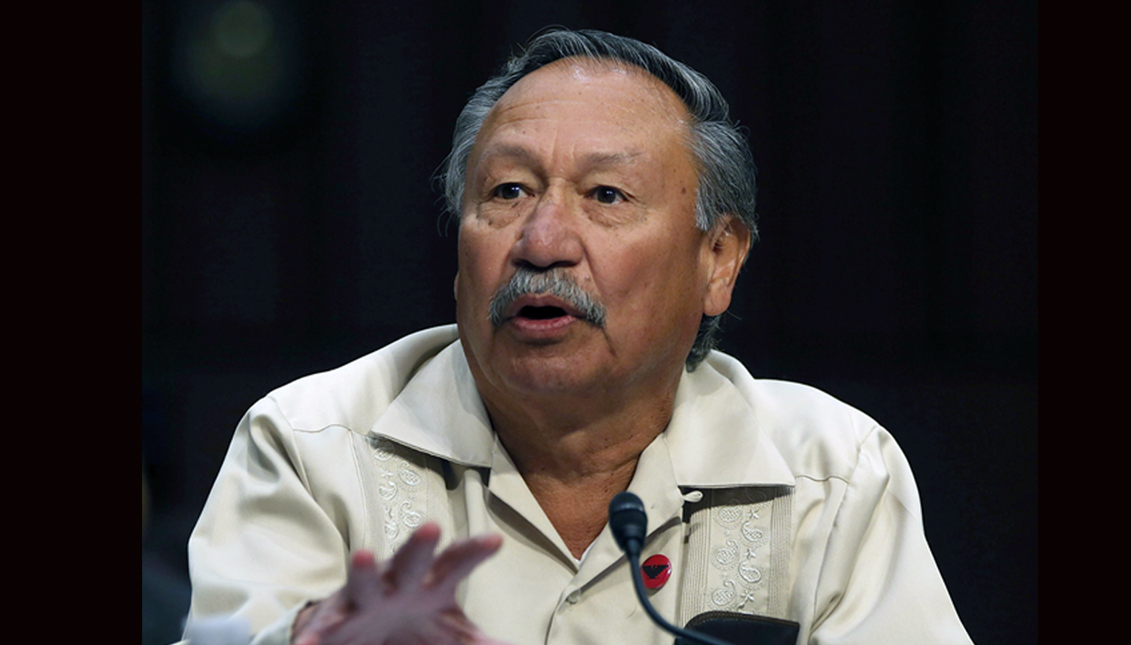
[470, 59, 694, 171]
[478, 144, 646, 175]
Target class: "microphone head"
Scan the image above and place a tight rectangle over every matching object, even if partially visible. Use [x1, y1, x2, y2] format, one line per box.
[608, 492, 648, 556]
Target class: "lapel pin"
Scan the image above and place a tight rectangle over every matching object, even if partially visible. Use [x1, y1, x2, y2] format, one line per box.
[641, 553, 672, 590]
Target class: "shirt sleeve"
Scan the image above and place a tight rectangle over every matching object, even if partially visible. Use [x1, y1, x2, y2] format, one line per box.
[808, 426, 974, 645]
[186, 396, 352, 645]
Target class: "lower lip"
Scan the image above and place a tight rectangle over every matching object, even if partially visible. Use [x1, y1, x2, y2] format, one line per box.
[507, 314, 579, 336]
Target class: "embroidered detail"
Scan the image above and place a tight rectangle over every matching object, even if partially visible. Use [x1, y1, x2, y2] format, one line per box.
[398, 461, 422, 486]
[738, 559, 762, 585]
[741, 521, 764, 543]
[369, 437, 428, 551]
[706, 491, 772, 613]
[678, 486, 792, 627]
[384, 515, 399, 541]
[716, 506, 744, 527]
[712, 539, 740, 569]
[734, 584, 758, 610]
[377, 472, 398, 501]
[400, 500, 424, 528]
[710, 578, 760, 609]
[712, 580, 736, 607]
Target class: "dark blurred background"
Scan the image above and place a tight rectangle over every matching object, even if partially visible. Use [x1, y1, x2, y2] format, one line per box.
[142, 1, 1037, 643]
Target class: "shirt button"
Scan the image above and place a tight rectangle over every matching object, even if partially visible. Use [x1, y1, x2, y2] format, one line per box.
[565, 590, 581, 605]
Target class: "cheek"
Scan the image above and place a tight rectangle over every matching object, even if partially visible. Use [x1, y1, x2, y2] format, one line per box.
[457, 230, 509, 301]
[602, 240, 704, 317]
[600, 250, 679, 306]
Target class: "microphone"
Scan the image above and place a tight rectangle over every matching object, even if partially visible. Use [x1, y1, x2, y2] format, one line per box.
[608, 493, 733, 645]
[608, 491, 648, 555]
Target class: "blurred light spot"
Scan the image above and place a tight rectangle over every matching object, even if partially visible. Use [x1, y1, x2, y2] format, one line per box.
[173, 0, 303, 135]
[214, 1, 272, 59]
[189, 0, 280, 104]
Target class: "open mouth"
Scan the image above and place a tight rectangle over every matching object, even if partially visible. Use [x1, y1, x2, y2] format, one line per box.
[518, 305, 570, 320]
[494, 292, 595, 333]
[504, 299, 581, 335]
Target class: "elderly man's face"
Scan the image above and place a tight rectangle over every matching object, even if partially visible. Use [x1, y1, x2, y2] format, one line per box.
[456, 59, 738, 402]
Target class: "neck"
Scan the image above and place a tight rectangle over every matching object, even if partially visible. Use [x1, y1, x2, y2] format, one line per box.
[481, 374, 680, 558]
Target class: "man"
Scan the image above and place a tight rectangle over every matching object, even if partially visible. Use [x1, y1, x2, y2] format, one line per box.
[187, 30, 973, 645]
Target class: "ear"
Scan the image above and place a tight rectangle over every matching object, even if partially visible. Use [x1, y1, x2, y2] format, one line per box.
[702, 216, 751, 317]
[453, 273, 460, 301]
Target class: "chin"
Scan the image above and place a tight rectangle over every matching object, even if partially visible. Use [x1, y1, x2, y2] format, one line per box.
[499, 354, 606, 396]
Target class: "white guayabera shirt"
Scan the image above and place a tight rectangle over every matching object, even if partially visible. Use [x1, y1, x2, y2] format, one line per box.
[186, 326, 974, 645]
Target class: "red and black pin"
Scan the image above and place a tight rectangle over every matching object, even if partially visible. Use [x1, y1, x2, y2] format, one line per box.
[640, 554, 672, 590]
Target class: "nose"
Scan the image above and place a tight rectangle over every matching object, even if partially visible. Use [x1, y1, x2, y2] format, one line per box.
[510, 186, 583, 270]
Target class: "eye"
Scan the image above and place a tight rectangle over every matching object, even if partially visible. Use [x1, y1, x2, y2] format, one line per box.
[592, 186, 624, 205]
[492, 183, 526, 200]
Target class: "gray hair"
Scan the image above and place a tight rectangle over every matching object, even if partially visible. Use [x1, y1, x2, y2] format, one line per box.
[489, 267, 608, 329]
[441, 29, 757, 369]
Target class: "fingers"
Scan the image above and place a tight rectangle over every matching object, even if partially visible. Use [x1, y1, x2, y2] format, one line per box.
[343, 549, 385, 607]
[296, 528, 504, 645]
[429, 533, 503, 593]
[294, 593, 349, 645]
[292, 632, 319, 645]
[387, 522, 442, 591]
[342, 527, 502, 604]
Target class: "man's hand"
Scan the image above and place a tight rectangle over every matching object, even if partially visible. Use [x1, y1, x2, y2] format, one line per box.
[292, 523, 506, 645]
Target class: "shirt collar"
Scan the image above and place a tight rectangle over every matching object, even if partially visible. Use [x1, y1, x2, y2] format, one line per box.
[663, 359, 796, 488]
[367, 339, 495, 467]
[368, 338, 796, 488]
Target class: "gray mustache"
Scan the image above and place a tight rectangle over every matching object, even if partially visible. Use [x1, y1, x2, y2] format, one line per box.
[488, 268, 608, 328]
